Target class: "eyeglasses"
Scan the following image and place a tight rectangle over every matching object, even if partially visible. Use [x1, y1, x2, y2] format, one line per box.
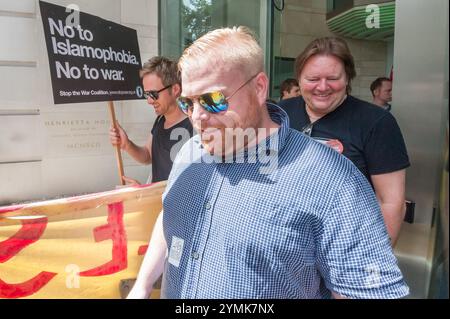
[143, 85, 172, 100]
[301, 123, 313, 136]
[176, 73, 259, 115]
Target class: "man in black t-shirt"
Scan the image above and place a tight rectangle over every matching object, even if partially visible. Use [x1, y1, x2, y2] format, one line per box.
[279, 37, 410, 246]
[109, 56, 193, 183]
[280, 95, 408, 182]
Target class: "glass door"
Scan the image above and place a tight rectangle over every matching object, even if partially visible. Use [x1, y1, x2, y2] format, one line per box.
[159, 0, 272, 71]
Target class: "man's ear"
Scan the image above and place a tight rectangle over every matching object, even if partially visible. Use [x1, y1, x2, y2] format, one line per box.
[373, 88, 380, 97]
[254, 72, 269, 106]
[171, 83, 182, 97]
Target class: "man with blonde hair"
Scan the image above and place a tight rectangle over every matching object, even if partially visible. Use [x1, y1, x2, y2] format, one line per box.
[128, 27, 408, 299]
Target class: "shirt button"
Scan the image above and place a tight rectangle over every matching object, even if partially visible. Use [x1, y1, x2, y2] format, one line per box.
[192, 252, 200, 260]
[205, 202, 212, 210]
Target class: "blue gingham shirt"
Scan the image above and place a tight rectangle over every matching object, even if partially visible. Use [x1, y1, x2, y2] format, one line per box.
[160, 103, 409, 299]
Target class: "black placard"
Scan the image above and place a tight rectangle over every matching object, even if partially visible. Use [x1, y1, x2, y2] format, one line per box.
[39, 1, 144, 104]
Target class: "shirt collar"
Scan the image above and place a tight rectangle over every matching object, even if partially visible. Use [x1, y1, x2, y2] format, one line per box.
[265, 102, 290, 153]
[233, 102, 290, 162]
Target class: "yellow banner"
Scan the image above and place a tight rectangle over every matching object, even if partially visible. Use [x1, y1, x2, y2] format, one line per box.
[0, 182, 165, 299]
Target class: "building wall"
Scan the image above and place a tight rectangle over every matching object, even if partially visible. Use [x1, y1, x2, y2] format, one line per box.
[278, 0, 388, 102]
[0, 0, 158, 204]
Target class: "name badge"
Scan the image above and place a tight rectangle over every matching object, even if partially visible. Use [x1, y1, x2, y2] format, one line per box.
[168, 236, 184, 267]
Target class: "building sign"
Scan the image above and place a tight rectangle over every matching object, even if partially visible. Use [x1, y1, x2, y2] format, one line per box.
[39, 1, 144, 104]
[0, 182, 165, 299]
[42, 112, 112, 158]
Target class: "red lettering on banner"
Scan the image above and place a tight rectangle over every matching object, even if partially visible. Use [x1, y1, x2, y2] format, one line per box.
[0, 218, 48, 263]
[138, 245, 148, 256]
[79, 202, 127, 276]
[0, 217, 57, 298]
[0, 272, 57, 299]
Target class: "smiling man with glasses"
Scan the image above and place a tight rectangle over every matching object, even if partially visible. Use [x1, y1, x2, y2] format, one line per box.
[109, 56, 193, 184]
[128, 27, 408, 300]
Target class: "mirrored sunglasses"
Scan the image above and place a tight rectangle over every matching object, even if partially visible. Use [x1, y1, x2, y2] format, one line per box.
[176, 73, 259, 115]
[177, 91, 228, 114]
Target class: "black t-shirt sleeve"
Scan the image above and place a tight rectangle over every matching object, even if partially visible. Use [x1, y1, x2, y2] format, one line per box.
[364, 113, 410, 175]
[151, 116, 162, 135]
[278, 97, 305, 131]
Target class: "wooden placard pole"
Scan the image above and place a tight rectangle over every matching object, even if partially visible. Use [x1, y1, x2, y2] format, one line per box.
[108, 101, 125, 185]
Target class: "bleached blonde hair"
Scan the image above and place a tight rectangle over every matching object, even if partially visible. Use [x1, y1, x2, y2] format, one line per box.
[178, 26, 264, 80]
